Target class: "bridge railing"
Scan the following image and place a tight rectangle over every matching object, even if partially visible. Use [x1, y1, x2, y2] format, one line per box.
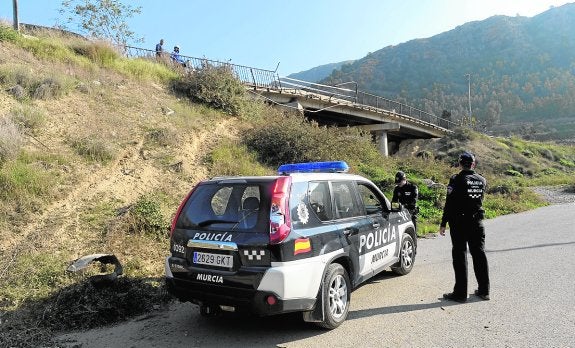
[278, 77, 456, 130]
[123, 46, 279, 89]
[122, 46, 455, 130]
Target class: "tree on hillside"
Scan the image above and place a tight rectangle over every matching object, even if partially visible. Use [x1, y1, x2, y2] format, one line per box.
[58, 0, 143, 46]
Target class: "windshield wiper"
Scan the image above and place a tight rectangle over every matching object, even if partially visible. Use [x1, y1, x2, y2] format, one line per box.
[197, 219, 238, 227]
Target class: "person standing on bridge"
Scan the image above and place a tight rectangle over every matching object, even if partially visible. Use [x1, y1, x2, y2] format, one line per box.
[155, 39, 164, 57]
[170, 45, 186, 66]
[439, 152, 490, 303]
[392, 171, 419, 231]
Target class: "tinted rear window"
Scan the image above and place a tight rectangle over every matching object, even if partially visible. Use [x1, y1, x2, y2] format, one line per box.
[177, 181, 273, 231]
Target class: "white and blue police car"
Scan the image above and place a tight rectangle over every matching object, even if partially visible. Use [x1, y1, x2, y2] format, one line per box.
[165, 161, 416, 329]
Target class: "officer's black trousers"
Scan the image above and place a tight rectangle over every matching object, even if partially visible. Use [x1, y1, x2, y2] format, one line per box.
[449, 218, 490, 296]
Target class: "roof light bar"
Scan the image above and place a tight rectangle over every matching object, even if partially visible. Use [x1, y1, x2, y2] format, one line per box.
[277, 161, 349, 174]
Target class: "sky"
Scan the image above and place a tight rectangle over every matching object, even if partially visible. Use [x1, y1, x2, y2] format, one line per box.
[1, 0, 573, 76]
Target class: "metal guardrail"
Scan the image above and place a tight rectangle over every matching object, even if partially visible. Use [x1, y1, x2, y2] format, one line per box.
[124, 46, 279, 89]
[123, 46, 454, 130]
[278, 77, 456, 130]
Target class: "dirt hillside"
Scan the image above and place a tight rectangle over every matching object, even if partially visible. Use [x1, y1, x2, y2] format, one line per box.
[0, 39, 239, 287]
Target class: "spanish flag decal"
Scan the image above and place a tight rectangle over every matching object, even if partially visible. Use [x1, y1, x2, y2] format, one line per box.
[294, 238, 311, 255]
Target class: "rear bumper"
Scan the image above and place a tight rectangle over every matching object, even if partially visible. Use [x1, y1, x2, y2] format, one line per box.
[165, 276, 315, 316]
[165, 257, 315, 316]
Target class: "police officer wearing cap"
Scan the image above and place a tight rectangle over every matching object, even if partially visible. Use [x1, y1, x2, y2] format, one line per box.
[392, 171, 419, 230]
[439, 152, 490, 303]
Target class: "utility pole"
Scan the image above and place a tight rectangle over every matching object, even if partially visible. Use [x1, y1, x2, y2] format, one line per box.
[12, 0, 19, 32]
[465, 73, 472, 118]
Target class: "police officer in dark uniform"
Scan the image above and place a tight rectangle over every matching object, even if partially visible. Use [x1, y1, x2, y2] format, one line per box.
[392, 171, 419, 230]
[439, 152, 490, 303]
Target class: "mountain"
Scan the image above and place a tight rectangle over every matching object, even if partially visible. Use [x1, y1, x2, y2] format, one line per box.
[318, 3, 575, 141]
[287, 60, 354, 82]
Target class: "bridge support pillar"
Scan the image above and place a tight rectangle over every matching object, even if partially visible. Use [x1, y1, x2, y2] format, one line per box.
[377, 131, 389, 157]
[285, 100, 304, 115]
[356, 123, 400, 157]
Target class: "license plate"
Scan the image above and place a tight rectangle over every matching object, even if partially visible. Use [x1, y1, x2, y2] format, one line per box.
[193, 252, 233, 268]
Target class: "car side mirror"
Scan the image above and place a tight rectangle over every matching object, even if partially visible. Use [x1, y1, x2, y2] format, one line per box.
[391, 202, 402, 212]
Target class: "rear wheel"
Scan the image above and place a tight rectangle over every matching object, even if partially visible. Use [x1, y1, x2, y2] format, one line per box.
[391, 234, 415, 275]
[316, 263, 350, 329]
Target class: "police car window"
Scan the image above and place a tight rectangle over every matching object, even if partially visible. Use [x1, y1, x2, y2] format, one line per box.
[240, 186, 261, 210]
[357, 183, 385, 215]
[308, 182, 333, 221]
[237, 186, 261, 229]
[178, 183, 271, 231]
[289, 182, 333, 229]
[211, 186, 232, 215]
[332, 181, 361, 219]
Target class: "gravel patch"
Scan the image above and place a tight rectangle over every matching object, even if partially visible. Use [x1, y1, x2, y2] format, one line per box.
[529, 185, 575, 205]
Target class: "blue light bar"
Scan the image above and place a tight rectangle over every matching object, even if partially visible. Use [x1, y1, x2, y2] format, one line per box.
[278, 161, 349, 174]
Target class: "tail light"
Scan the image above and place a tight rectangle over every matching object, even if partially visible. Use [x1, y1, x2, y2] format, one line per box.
[170, 184, 200, 237]
[269, 176, 292, 244]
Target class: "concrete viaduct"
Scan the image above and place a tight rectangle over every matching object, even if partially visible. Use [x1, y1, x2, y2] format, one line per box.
[122, 46, 454, 156]
[252, 78, 454, 156]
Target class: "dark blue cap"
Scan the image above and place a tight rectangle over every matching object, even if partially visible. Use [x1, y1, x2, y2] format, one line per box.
[459, 152, 475, 165]
[395, 171, 406, 183]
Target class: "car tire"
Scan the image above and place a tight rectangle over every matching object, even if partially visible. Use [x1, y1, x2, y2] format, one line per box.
[316, 263, 351, 329]
[391, 233, 415, 275]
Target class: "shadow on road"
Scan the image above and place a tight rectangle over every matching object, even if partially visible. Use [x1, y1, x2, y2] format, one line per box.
[486, 241, 575, 253]
[348, 296, 484, 321]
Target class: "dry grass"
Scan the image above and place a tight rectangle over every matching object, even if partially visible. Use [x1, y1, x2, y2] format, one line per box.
[0, 117, 23, 164]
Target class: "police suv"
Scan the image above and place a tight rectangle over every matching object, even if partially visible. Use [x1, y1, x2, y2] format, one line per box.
[165, 161, 416, 329]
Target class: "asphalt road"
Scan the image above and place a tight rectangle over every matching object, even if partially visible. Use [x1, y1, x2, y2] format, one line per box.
[59, 203, 575, 348]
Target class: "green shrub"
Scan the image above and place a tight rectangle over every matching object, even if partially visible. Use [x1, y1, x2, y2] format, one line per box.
[450, 127, 477, 142]
[69, 136, 115, 163]
[114, 58, 178, 81]
[356, 164, 395, 193]
[504, 169, 523, 177]
[19, 36, 82, 63]
[484, 189, 544, 218]
[522, 149, 534, 158]
[559, 158, 575, 168]
[243, 112, 381, 169]
[417, 182, 445, 209]
[71, 41, 118, 66]
[0, 24, 19, 42]
[416, 199, 443, 223]
[0, 161, 51, 199]
[541, 167, 559, 175]
[171, 65, 246, 115]
[127, 195, 166, 237]
[207, 141, 271, 176]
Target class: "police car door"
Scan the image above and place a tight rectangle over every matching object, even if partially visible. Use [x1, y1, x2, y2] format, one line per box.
[356, 182, 397, 275]
[331, 180, 375, 284]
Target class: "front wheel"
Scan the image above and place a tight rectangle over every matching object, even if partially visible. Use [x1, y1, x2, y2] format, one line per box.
[316, 263, 351, 329]
[391, 233, 415, 275]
